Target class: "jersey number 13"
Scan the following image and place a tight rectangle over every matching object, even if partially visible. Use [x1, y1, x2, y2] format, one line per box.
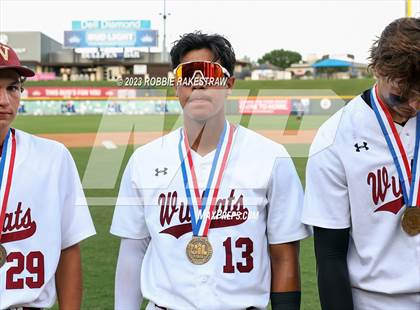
[222, 237, 253, 273]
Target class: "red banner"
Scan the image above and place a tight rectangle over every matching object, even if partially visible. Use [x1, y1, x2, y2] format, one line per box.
[27, 72, 57, 81]
[23, 87, 137, 98]
[238, 99, 291, 115]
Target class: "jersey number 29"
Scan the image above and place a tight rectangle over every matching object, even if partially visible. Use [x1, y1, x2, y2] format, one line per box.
[6, 251, 45, 289]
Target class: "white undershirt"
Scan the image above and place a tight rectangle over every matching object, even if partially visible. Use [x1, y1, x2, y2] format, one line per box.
[115, 237, 151, 310]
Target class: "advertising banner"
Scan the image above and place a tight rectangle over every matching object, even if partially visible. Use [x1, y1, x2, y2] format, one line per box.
[27, 72, 57, 81]
[24, 87, 138, 99]
[18, 100, 182, 115]
[238, 99, 291, 115]
[72, 20, 151, 30]
[64, 29, 158, 48]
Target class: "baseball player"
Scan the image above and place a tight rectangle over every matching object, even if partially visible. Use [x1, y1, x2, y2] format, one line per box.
[302, 18, 420, 310]
[0, 43, 96, 309]
[111, 32, 311, 309]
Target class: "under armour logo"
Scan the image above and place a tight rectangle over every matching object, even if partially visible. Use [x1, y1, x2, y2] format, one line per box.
[0, 45, 10, 61]
[354, 142, 369, 152]
[155, 167, 168, 176]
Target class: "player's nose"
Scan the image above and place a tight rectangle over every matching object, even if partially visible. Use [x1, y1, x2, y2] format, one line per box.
[0, 88, 10, 106]
[192, 84, 206, 90]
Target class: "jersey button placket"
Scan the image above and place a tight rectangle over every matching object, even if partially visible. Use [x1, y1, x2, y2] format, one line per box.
[401, 130, 413, 156]
[199, 275, 209, 283]
[198, 157, 217, 308]
[198, 159, 211, 188]
[195, 271, 215, 308]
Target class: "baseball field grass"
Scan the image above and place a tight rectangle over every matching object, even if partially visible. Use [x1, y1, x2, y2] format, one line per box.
[13, 114, 328, 133]
[12, 113, 321, 309]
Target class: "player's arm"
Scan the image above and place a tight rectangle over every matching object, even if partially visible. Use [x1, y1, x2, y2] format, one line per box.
[110, 156, 151, 309]
[302, 118, 353, 310]
[270, 242, 301, 310]
[314, 227, 353, 310]
[115, 237, 150, 310]
[55, 243, 83, 310]
[267, 148, 312, 310]
[56, 147, 96, 310]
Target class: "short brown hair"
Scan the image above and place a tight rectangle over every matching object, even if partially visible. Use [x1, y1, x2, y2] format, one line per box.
[170, 32, 236, 76]
[369, 17, 420, 98]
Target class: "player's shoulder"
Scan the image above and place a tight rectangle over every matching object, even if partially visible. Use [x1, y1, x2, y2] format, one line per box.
[316, 94, 366, 133]
[15, 129, 68, 156]
[129, 129, 180, 163]
[236, 125, 290, 158]
[310, 94, 366, 155]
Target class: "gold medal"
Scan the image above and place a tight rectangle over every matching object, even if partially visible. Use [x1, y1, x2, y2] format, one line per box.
[186, 236, 213, 265]
[0, 244, 7, 268]
[401, 208, 420, 236]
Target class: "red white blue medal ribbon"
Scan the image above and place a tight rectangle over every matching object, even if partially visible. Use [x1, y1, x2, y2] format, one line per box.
[178, 121, 234, 236]
[370, 86, 420, 207]
[0, 129, 17, 241]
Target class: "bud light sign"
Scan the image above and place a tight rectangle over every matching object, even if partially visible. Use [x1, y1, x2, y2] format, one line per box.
[64, 29, 158, 48]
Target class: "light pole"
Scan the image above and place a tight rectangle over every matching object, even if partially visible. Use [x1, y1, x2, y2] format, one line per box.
[406, 0, 412, 17]
[159, 0, 171, 62]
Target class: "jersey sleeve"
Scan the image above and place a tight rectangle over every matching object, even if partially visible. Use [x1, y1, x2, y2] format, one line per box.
[110, 155, 150, 239]
[60, 147, 96, 249]
[302, 129, 351, 229]
[266, 147, 312, 244]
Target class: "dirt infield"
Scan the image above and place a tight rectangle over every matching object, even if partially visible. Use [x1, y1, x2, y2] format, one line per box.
[38, 130, 316, 148]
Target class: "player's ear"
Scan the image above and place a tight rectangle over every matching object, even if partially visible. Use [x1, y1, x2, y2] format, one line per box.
[173, 84, 179, 97]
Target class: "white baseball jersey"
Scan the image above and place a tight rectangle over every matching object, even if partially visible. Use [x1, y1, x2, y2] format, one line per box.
[0, 129, 96, 309]
[111, 125, 310, 309]
[302, 91, 420, 307]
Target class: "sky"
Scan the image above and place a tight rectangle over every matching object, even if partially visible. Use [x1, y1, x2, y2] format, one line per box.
[1, 0, 419, 63]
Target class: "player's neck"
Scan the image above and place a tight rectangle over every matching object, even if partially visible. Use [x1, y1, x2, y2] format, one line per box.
[388, 109, 409, 124]
[184, 115, 226, 156]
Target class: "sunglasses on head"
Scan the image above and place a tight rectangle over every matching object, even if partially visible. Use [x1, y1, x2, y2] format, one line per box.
[173, 61, 231, 81]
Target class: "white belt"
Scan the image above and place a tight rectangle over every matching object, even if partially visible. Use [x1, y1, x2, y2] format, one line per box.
[146, 302, 262, 310]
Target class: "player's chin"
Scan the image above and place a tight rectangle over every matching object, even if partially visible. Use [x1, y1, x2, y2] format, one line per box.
[396, 107, 417, 118]
[0, 114, 15, 125]
[184, 103, 215, 121]
[185, 110, 215, 122]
